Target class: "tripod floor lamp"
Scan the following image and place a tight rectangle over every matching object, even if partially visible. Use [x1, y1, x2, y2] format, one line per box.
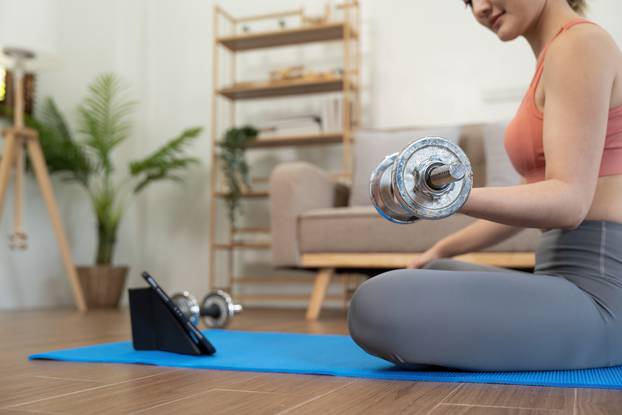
[0, 0, 87, 311]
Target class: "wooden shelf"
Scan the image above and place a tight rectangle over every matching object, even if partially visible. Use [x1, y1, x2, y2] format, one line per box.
[217, 23, 357, 51]
[248, 132, 343, 148]
[218, 77, 351, 100]
[214, 242, 272, 250]
[215, 190, 269, 198]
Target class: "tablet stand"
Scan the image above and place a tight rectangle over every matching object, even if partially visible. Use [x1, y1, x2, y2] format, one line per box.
[128, 287, 205, 355]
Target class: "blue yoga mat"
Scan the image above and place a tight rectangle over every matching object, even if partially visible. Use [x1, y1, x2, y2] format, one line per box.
[30, 329, 622, 389]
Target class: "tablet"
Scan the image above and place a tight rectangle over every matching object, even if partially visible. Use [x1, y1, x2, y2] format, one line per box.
[141, 271, 216, 355]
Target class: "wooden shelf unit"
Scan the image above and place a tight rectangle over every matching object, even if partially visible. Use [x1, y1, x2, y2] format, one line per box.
[209, 2, 361, 303]
[217, 22, 358, 51]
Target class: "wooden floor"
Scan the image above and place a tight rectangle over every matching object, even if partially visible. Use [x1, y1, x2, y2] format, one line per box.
[0, 308, 620, 415]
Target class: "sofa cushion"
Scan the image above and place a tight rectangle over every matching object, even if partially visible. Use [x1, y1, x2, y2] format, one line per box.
[299, 206, 541, 253]
[349, 127, 462, 207]
[483, 121, 522, 186]
[459, 124, 488, 188]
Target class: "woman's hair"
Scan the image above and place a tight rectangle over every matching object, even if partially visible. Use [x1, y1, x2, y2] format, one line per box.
[567, 0, 588, 15]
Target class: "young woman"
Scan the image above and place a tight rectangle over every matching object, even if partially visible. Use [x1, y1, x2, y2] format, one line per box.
[348, 0, 622, 371]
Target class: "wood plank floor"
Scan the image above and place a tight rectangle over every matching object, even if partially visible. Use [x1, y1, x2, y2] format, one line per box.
[0, 307, 620, 414]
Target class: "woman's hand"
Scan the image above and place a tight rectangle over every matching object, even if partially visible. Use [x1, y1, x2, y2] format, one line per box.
[407, 245, 445, 269]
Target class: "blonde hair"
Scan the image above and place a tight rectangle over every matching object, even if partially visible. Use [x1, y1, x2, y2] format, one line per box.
[567, 0, 588, 15]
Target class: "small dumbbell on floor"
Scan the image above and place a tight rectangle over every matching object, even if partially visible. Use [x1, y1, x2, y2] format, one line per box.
[369, 136, 473, 224]
[171, 290, 242, 328]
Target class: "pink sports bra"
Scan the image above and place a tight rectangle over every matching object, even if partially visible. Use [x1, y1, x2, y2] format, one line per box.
[504, 18, 622, 184]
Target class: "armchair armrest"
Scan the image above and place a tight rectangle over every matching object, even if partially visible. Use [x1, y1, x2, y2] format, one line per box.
[270, 162, 349, 267]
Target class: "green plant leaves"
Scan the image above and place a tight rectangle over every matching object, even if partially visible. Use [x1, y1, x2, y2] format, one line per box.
[35, 97, 93, 186]
[77, 73, 135, 175]
[217, 125, 258, 225]
[129, 126, 202, 193]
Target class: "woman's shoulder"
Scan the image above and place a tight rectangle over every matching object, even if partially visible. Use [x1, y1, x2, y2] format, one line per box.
[546, 22, 619, 67]
[543, 22, 619, 83]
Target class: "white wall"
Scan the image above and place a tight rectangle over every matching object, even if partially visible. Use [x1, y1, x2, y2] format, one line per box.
[1, 0, 621, 310]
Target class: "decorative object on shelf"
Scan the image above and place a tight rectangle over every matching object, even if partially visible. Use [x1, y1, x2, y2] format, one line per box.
[269, 65, 305, 82]
[242, 25, 250, 33]
[260, 67, 342, 87]
[32, 72, 202, 308]
[332, 67, 344, 77]
[303, 1, 332, 26]
[217, 125, 259, 226]
[315, 68, 342, 80]
[278, 19, 286, 30]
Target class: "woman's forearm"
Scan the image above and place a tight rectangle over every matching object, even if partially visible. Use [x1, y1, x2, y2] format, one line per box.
[459, 179, 587, 229]
[435, 219, 524, 258]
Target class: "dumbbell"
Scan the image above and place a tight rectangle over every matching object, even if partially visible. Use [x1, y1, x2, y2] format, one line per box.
[369, 136, 473, 224]
[171, 290, 243, 328]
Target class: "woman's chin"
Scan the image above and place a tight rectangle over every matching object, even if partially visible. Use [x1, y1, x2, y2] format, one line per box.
[495, 27, 519, 42]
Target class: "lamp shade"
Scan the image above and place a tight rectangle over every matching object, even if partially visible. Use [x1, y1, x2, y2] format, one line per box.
[0, 0, 59, 71]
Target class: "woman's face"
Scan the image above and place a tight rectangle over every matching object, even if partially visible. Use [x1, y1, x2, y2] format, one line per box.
[467, 0, 546, 41]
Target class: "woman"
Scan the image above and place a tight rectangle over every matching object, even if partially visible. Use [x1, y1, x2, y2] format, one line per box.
[348, 0, 622, 371]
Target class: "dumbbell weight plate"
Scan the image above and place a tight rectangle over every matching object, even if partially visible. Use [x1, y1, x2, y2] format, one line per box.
[392, 137, 472, 220]
[369, 153, 419, 224]
[171, 292, 201, 326]
[201, 290, 235, 328]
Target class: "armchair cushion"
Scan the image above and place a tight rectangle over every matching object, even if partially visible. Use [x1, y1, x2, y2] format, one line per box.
[270, 161, 346, 267]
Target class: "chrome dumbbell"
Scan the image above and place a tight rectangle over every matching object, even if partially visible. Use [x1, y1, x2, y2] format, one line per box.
[370, 136, 473, 224]
[171, 290, 243, 328]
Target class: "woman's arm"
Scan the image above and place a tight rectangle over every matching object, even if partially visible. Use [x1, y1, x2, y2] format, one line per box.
[434, 218, 525, 258]
[434, 176, 528, 257]
[460, 26, 617, 230]
[408, 217, 525, 268]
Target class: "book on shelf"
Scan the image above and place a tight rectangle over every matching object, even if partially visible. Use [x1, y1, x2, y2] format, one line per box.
[255, 114, 323, 138]
[321, 94, 343, 132]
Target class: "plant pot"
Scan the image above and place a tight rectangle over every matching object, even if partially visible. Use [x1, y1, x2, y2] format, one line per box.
[76, 265, 129, 309]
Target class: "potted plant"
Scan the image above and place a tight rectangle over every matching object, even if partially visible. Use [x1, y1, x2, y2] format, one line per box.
[217, 125, 258, 226]
[32, 73, 202, 308]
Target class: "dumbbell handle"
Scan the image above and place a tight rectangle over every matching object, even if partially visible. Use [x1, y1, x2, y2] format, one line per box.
[200, 304, 222, 318]
[426, 163, 467, 190]
[200, 302, 243, 318]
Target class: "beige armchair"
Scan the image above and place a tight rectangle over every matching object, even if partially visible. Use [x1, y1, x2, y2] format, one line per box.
[270, 124, 541, 320]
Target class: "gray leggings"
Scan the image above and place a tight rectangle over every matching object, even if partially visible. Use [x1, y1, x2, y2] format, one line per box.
[348, 220, 622, 371]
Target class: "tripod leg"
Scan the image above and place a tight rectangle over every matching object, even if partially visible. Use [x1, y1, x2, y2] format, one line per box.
[0, 132, 17, 221]
[11, 140, 27, 249]
[27, 137, 88, 311]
